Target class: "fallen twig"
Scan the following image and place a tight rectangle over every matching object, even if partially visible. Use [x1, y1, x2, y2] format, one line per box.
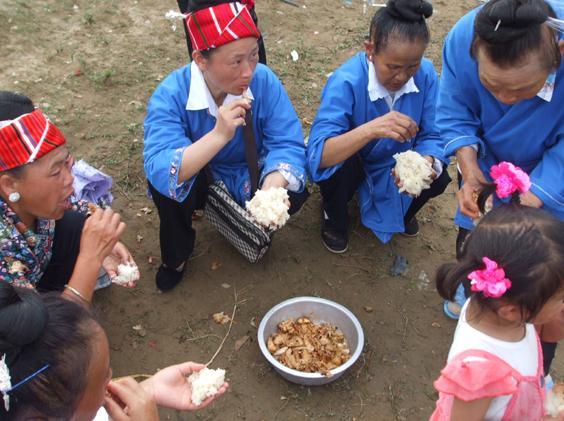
[279, 0, 300, 7]
[333, 263, 371, 274]
[206, 286, 246, 366]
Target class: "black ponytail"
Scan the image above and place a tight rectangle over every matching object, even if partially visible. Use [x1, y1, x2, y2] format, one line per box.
[435, 205, 564, 321]
[0, 283, 97, 420]
[369, 0, 433, 53]
[476, 182, 522, 215]
[472, 0, 560, 69]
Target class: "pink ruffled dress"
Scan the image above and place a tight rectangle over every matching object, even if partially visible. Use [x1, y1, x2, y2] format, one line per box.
[431, 332, 545, 420]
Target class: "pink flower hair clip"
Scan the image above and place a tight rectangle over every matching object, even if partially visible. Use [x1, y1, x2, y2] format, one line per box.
[490, 161, 531, 199]
[468, 257, 512, 298]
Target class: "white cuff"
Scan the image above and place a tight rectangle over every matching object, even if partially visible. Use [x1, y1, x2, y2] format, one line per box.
[279, 170, 300, 192]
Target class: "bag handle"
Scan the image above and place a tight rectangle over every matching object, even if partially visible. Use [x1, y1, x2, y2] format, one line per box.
[204, 110, 259, 196]
[242, 110, 259, 196]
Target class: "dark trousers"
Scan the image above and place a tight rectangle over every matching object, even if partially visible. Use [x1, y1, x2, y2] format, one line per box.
[149, 173, 309, 268]
[318, 155, 452, 233]
[177, 0, 267, 65]
[37, 210, 86, 292]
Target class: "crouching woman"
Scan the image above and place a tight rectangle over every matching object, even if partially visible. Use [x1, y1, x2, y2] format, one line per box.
[0, 91, 132, 305]
[306, 0, 451, 253]
[144, 1, 308, 291]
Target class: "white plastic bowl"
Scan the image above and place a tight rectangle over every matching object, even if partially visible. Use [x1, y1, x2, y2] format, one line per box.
[257, 297, 364, 386]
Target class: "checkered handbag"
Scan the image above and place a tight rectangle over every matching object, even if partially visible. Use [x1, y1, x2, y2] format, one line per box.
[204, 111, 272, 263]
[205, 180, 272, 263]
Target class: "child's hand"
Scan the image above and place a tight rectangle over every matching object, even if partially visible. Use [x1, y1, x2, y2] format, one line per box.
[104, 378, 159, 421]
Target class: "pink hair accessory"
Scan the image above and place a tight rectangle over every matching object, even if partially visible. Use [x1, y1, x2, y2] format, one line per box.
[490, 161, 531, 199]
[468, 257, 512, 298]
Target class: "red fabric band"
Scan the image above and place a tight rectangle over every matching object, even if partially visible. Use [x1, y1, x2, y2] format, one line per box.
[186, 2, 260, 51]
[0, 110, 66, 171]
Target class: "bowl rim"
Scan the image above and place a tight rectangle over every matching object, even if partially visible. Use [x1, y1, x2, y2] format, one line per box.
[257, 296, 365, 379]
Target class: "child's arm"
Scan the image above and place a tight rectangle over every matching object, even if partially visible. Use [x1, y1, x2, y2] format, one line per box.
[451, 397, 492, 420]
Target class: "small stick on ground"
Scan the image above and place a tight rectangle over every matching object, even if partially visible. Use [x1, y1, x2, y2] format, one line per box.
[274, 398, 290, 419]
[333, 263, 371, 274]
[206, 286, 247, 366]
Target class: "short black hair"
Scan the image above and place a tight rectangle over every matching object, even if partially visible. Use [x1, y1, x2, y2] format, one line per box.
[369, 0, 433, 54]
[472, 0, 560, 69]
[0, 283, 98, 420]
[0, 91, 34, 121]
[0, 91, 36, 179]
[436, 205, 564, 322]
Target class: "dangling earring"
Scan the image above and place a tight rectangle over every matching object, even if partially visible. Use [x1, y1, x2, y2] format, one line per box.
[8, 192, 21, 203]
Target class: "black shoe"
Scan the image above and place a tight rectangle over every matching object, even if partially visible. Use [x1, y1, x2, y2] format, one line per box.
[402, 217, 420, 237]
[156, 264, 185, 292]
[321, 229, 348, 253]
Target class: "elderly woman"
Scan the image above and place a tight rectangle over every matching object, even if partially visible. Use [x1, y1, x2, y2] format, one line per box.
[436, 0, 563, 372]
[0, 282, 227, 420]
[0, 92, 132, 304]
[144, 1, 308, 291]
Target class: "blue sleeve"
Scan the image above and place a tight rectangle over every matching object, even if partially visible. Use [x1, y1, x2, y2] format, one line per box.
[306, 73, 356, 182]
[413, 64, 448, 164]
[143, 72, 195, 202]
[529, 135, 564, 210]
[436, 21, 485, 159]
[258, 70, 307, 192]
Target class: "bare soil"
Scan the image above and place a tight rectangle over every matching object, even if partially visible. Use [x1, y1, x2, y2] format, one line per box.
[1, 0, 561, 420]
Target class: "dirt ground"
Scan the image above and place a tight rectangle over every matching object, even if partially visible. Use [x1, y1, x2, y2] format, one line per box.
[1, 0, 561, 420]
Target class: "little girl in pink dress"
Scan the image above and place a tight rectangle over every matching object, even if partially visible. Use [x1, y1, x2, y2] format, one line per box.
[430, 165, 564, 420]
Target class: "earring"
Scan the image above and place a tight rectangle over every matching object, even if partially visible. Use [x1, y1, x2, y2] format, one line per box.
[8, 192, 21, 203]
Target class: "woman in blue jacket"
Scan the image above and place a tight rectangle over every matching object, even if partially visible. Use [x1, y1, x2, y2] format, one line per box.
[307, 0, 451, 253]
[144, 1, 308, 291]
[436, 0, 564, 374]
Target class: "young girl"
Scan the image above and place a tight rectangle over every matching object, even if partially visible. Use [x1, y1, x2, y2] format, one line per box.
[431, 200, 564, 419]
[0, 282, 227, 420]
[306, 0, 451, 253]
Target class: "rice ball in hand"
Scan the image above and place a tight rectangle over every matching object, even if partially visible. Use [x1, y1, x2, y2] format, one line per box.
[246, 187, 290, 230]
[393, 150, 434, 197]
[188, 367, 226, 406]
[111, 263, 140, 288]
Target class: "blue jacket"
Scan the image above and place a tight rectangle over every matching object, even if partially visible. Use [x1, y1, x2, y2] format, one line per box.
[307, 52, 445, 243]
[437, 2, 564, 229]
[144, 63, 307, 205]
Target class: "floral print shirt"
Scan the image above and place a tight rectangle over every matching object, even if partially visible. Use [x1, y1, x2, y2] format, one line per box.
[0, 199, 55, 288]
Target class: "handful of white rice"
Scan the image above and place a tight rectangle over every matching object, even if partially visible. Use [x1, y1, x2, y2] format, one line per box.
[111, 263, 139, 288]
[188, 367, 226, 406]
[393, 150, 434, 197]
[246, 187, 290, 229]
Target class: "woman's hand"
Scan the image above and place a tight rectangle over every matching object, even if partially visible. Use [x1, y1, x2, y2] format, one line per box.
[456, 147, 487, 219]
[104, 377, 159, 421]
[102, 241, 135, 279]
[141, 362, 229, 411]
[365, 111, 418, 143]
[261, 171, 289, 190]
[213, 99, 252, 143]
[79, 208, 126, 265]
[261, 172, 290, 207]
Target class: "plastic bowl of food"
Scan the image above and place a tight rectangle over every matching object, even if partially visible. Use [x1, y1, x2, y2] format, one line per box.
[257, 296, 364, 386]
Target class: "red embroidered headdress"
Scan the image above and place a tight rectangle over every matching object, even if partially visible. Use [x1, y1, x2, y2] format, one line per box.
[186, 2, 260, 51]
[0, 110, 66, 171]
